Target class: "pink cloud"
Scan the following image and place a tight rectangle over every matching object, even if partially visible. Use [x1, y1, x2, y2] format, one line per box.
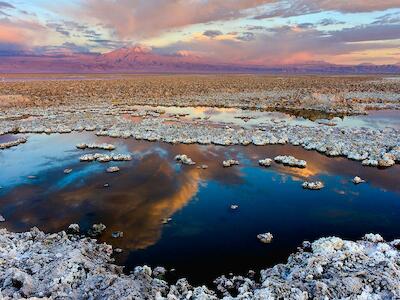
[316, 0, 400, 13]
[80, 0, 275, 38]
[160, 24, 400, 65]
[1, 0, 399, 66]
[0, 18, 48, 47]
[255, 0, 400, 19]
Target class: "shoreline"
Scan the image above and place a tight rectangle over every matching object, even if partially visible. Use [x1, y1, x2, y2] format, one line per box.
[0, 227, 399, 299]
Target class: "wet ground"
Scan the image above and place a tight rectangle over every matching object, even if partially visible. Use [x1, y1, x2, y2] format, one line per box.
[0, 132, 399, 284]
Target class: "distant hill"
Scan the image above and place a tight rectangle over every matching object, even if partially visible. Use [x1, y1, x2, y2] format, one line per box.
[0, 46, 399, 74]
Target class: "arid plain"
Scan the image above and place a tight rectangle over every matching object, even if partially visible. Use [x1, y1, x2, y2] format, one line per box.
[1, 74, 400, 299]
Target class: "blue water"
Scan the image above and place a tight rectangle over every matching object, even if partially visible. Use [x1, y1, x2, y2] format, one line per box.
[0, 132, 399, 284]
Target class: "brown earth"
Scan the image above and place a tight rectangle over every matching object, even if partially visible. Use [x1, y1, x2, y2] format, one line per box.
[0, 95, 32, 108]
[0, 74, 398, 112]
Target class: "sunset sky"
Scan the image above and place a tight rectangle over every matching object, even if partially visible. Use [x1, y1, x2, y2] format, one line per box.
[1, 0, 400, 65]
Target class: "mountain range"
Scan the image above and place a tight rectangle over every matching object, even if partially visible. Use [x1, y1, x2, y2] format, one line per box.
[0, 46, 399, 74]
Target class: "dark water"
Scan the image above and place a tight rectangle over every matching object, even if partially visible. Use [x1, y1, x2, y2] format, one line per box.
[0, 132, 399, 285]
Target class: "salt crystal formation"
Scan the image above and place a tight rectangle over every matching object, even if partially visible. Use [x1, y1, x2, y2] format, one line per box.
[67, 224, 80, 234]
[258, 158, 272, 167]
[274, 155, 307, 168]
[257, 232, 274, 243]
[214, 234, 400, 299]
[222, 160, 239, 167]
[106, 166, 120, 173]
[302, 181, 324, 190]
[63, 168, 73, 174]
[175, 154, 196, 165]
[76, 143, 116, 150]
[88, 223, 106, 237]
[0, 103, 398, 168]
[0, 227, 399, 299]
[352, 176, 366, 184]
[79, 153, 132, 162]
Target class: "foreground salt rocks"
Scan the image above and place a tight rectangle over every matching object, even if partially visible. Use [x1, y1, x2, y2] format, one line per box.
[88, 223, 106, 237]
[1, 228, 399, 299]
[214, 233, 400, 299]
[67, 223, 80, 234]
[274, 155, 307, 168]
[0, 228, 178, 299]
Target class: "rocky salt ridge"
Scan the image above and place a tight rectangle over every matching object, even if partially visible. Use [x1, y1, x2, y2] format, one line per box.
[0, 105, 399, 168]
[0, 228, 399, 299]
[0, 137, 27, 150]
[79, 153, 132, 162]
[274, 155, 307, 168]
[76, 143, 116, 150]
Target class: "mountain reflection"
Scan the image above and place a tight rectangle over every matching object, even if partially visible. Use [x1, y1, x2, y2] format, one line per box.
[0, 140, 244, 250]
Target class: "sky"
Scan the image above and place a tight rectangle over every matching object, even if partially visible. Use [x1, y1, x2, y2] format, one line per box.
[0, 0, 400, 65]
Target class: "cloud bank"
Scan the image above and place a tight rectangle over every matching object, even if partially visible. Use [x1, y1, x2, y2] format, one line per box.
[0, 0, 399, 65]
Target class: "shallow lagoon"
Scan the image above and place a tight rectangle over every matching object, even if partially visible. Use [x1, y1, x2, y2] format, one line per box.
[0, 132, 399, 284]
[124, 105, 400, 130]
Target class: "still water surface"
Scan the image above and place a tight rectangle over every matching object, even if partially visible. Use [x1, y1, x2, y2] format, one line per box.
[126, 106, 400, 130]
[0, 132, 399, 284]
